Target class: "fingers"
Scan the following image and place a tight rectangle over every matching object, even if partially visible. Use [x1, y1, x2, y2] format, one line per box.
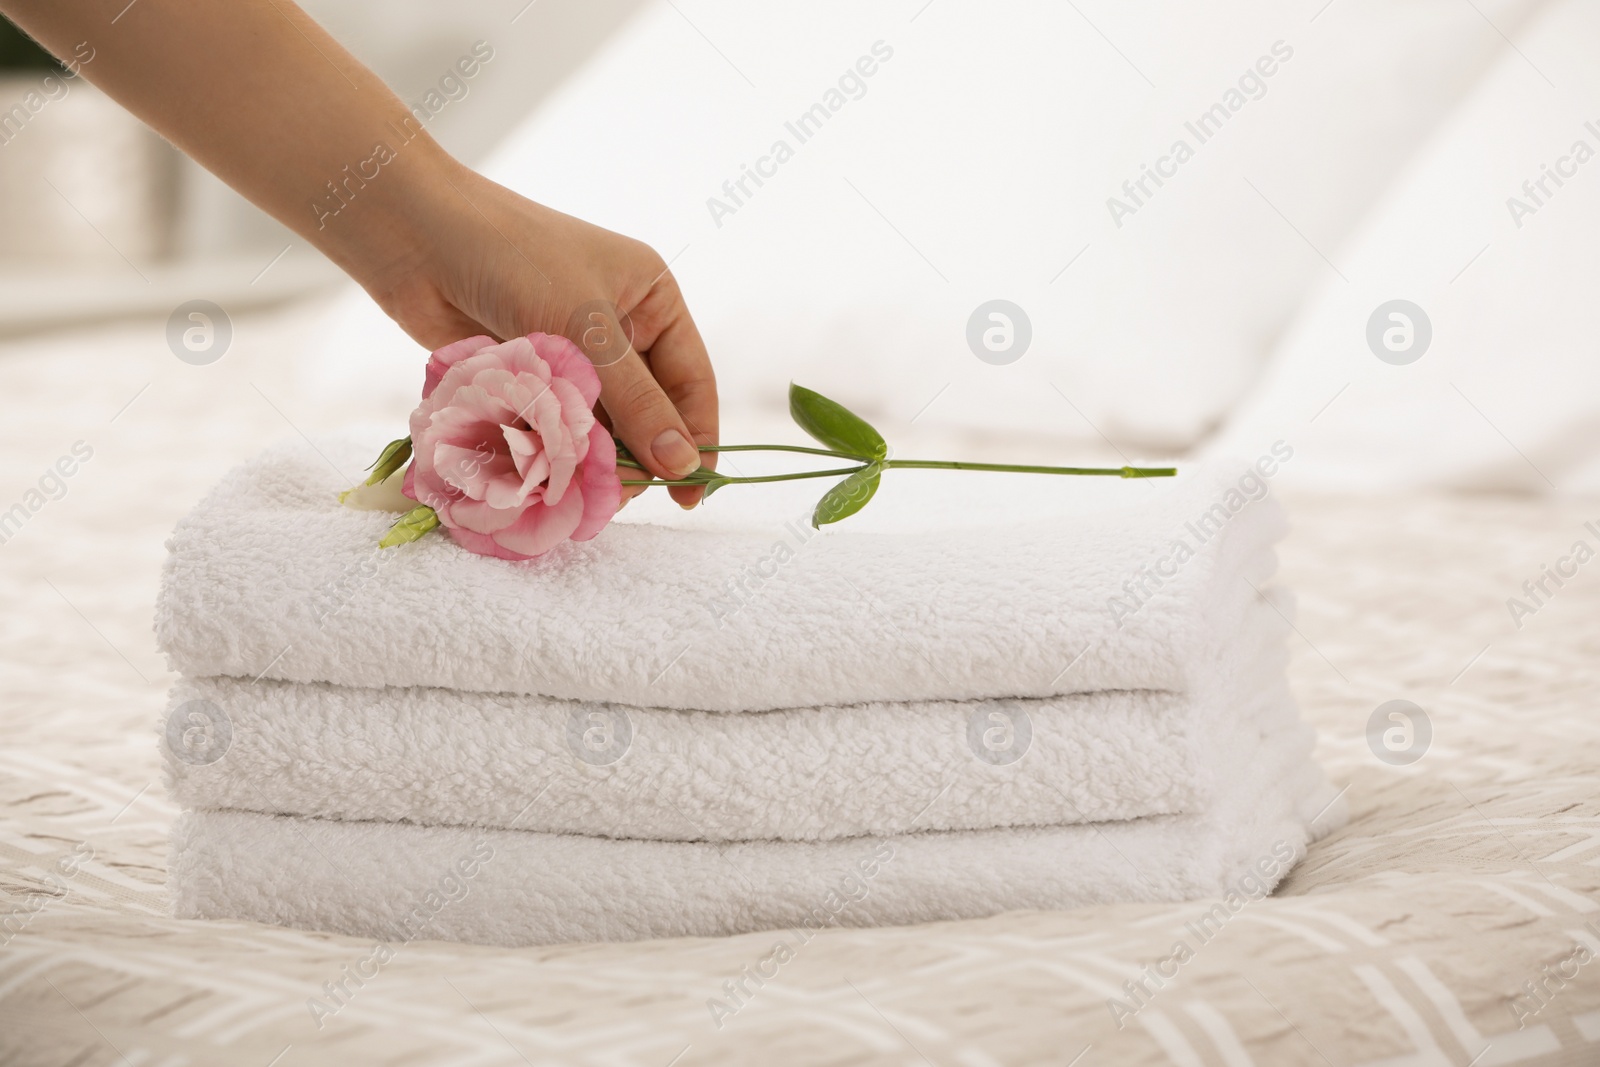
[642, 309, 718, 508]
[567, 301, 685, 508]
[591, 343, 703, 499]
[576, 263, 718, 509]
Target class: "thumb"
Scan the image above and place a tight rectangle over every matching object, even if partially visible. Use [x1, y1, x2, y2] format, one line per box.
[581, 333, 702, 482]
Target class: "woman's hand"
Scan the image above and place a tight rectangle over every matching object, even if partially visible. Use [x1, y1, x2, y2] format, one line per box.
[0, 0, 717, 508]
[360, 167, 718, 509]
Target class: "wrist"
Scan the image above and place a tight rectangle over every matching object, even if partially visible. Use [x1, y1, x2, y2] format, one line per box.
[307, 130, 473, 299]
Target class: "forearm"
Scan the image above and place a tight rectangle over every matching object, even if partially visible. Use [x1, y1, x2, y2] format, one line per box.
[0, 0, 459, 283]
[3, 0, 719, 492]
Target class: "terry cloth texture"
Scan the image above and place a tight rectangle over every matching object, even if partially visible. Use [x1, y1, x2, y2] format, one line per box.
[159, 440, 1338, 945]
[155, 440, 1288, 711]
[169, 709, 1337, 947]
[163, 600, 1294, 842]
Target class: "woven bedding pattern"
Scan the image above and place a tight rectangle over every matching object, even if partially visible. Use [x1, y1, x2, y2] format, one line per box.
[3, 490, 1596, 1066]
[1, 313, 1596, 1065]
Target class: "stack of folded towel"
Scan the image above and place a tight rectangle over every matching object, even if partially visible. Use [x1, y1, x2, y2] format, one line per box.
[156, 440, 1341, 947]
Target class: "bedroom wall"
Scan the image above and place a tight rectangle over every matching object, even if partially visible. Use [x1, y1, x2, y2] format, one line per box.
[5, 0, 1597, 492]
[305, 0, 1582, 494]
[0, 1, 646, 335]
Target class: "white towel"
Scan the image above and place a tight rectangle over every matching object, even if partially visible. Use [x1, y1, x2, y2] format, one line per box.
[155, 441, 1287, 711]
[164, 599, 1293, 841]
[169, 713, 1341, 947]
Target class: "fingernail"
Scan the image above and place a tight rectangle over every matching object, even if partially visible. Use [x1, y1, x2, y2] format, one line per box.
[651, 429, 700, 477]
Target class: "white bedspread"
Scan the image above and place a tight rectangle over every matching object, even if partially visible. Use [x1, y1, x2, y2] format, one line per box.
[2, 306, 1597, 1066]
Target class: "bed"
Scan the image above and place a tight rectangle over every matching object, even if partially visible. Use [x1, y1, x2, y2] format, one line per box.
[0, 301, 1596, 1066]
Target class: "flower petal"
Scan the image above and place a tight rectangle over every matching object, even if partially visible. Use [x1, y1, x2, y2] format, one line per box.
[497, 336, 554, 387]
[448, 496, 525, 534]
[423, 335, 495, 399]
[428, 386, 519, 443]
[409, 332, 620, 562]
[434, 442, 517, 501]
[531, 332, 602, 409]
[442, 523, 533, 561]
[491, 486, 585, 557]
[570, 425, 622, 542]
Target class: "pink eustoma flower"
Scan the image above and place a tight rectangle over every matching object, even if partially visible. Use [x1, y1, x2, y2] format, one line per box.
[403, 333, 621, 561]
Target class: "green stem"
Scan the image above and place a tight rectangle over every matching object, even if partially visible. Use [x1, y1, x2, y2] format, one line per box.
[621, 439, 1177, 479]
[884, 460, 1175, 478]
[617, 444, 1175, 487]
[615, 441, 864, 465]
[699, 446, 1175, 478]
[699, 443, 860, 459]
[621, 464, 869, 488]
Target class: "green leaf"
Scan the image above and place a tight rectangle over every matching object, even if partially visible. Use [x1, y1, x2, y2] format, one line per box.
[789, 384, 887, 460]
[364, 437, 412, 486]
[812, 463, 882, 528]
[378, 504, 439, 548]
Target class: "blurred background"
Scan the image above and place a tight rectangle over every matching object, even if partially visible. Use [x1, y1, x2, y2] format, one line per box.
[5, 8, 1594, 1059]
[0, 0, 643, 329]
[3, 0, 1599, 519]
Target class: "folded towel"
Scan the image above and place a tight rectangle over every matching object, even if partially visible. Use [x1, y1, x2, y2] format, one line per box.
[155, 441, 1287, 711]
[159, 439, 1329, 946]
[164, 598, 1294, 841]
[169, 712, 1341, 946]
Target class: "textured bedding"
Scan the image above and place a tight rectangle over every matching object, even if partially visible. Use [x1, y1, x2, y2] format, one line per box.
[3, 309, 1599, 1066]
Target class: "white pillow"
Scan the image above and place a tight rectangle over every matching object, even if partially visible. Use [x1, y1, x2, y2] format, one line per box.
[308, 0, 1545, 451]
[1209, 0, 1600, 492]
